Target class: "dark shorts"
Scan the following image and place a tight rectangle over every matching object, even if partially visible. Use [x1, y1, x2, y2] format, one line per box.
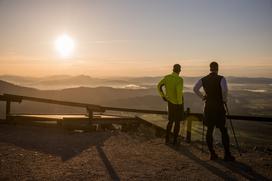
[204, 104, 226, 128]
[168, 102, 184, 122]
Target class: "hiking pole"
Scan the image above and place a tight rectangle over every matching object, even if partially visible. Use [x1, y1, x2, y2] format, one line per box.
[201, 117, 205, 153]
[224, 103, 242, 156]
[201, 102, 206, 153]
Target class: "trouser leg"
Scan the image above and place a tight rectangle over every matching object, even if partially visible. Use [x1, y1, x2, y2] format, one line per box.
[173, 119, 180, 144]
[166, 119, 174, 143]
[206, 125, 215, 153]
[219, 126, 230, 154]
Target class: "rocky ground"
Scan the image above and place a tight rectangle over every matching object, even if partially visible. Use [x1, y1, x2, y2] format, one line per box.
[0, 124, 271, 181]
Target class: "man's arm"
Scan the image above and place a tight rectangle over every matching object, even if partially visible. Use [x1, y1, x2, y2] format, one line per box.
[193, 79, 205, 100]
[176, 78, 183, 104]
[157, 78, 167, 101]
[220, 77, 228, 103]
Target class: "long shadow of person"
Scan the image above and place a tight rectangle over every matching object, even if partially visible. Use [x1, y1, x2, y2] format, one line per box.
[168, 143, 235, 180]
[214, 159, 270, 181]
[96, 143, 120, 181]
[167, 143, 270, 181]
[0, 124, 121, 180]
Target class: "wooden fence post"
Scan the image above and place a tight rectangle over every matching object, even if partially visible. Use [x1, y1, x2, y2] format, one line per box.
[6, 100, 11, 120]
[186, 107, 192, 143]
[87, 107, 93, 120]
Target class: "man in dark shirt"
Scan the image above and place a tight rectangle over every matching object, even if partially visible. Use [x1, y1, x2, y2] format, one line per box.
[194, 62, 235, 161]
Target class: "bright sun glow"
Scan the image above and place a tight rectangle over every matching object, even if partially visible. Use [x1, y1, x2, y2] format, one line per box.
[55, 34, 75, 58]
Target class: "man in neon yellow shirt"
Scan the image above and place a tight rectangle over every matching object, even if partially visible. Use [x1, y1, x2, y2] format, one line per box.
[157, 64, 184, 145]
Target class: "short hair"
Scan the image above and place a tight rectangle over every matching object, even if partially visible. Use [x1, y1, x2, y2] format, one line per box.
[210, 61, 218, 71]
[173, 64, 181, 73]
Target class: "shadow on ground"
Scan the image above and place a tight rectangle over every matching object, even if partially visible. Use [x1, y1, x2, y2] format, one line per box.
[167, 142, 270, 181]
[0, 124, 120, 180]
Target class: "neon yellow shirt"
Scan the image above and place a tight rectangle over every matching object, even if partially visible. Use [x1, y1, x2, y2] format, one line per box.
[157, 72, 184, 105]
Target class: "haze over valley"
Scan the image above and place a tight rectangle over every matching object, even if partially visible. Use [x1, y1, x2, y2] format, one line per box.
[0, 75, 271, 119]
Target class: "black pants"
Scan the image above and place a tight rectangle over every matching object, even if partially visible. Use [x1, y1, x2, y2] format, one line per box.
[206, 125, 230, 154]
[166, 102, 184, 143]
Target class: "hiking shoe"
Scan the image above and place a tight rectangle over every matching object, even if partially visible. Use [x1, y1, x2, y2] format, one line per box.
[224, 154, 236, 162]
[210, 152, 219, 160]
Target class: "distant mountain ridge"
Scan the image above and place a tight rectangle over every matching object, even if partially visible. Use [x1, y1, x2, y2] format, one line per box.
[0, 79, 156, 104]
[0, 75, 271, 90]
[0, 79, 271, 117]
[227, 76, 272, 84]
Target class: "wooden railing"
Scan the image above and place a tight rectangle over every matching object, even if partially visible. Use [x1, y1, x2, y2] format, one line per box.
[1, 93, 271, 122]
[0, 93, 271, 142]
[0, 93, 105, 119]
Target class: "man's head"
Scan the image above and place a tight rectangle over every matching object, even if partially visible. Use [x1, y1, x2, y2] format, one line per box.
[173, 64, 181, 74]
[210, 61, 219, 73]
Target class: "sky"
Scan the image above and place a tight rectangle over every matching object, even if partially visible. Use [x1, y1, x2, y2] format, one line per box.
[0, 0, 271, 77]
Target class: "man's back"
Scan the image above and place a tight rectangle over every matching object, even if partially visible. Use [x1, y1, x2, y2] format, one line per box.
[202, 73, 223, 105]
[157, 72, 183, 105]
[193, 62, 235, 161]
[157, 64, 184, 145]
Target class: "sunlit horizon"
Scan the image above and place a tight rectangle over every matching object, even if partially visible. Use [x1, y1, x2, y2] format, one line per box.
[0, 0, 271, 78]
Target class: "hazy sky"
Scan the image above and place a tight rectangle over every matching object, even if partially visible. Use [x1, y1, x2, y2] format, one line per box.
[0, 0, 271, 77]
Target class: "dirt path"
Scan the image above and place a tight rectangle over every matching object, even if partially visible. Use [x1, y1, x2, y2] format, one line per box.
[0, 124, 271, 180]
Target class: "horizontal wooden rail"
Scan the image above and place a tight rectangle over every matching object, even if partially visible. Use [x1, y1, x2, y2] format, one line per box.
[102, 107, 272, 122]
[1, 94, 104, 112]
[225, 115, 271, 122]
[102, 106, 168, 115]
[1, 93, 271, 122]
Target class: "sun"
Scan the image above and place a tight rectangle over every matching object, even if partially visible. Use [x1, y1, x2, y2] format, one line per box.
[55, 34, 75, 58]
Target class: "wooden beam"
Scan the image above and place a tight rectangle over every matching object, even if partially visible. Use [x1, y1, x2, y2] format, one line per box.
[3, 93, 104, 112]
[135, 116, 173, 137]
[87, 107, 94, 121]
[103, 106, 167, 115]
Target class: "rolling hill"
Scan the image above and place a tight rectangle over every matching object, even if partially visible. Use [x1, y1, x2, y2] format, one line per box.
[0, 79, 271, 118]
